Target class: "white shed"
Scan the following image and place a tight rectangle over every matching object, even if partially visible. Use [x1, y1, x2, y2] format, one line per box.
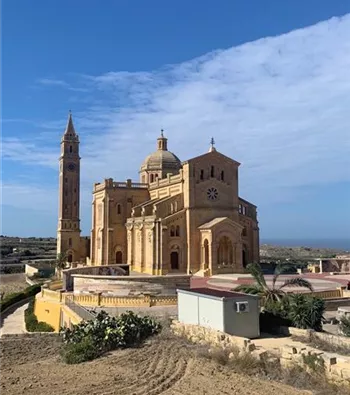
[177, 288, 260, 339]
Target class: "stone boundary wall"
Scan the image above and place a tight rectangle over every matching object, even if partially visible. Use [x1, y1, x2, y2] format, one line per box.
[171, 320, 256, 351]
[279, 326, 350, 347]
[171, 321, 350, 384]
[325, 298, 350, 310]
[72, 275, 191, 296]
[63, 265, 130, 291]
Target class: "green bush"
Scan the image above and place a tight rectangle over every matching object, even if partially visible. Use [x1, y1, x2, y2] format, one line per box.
[60, 337, 101, 364]
[60, 311, 161, 364]
[24, 299, 54, 332]
[339, 315, 350, 337]
[261, 294, 325, 332]
[287, 294, 325, 331]
[0, 284, 41, 312]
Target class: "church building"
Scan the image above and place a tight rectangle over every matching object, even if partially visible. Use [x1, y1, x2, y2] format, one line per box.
[57, 114, 260, 276]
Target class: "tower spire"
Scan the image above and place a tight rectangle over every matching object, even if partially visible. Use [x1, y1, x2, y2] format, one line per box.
[63, 111, 77, 138]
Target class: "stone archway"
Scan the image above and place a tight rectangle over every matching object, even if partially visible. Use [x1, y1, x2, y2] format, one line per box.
[217, 236, 234, 266]
[170, 251, 179, 270]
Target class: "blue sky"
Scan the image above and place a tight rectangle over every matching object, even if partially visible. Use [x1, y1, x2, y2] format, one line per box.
[2, 0, 350, 240]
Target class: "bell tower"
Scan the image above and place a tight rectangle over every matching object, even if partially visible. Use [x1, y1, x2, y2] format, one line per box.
[57, 112, 81, 263]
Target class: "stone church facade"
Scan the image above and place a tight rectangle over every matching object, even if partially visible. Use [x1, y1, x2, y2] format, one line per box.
[58, 115, 259, 276]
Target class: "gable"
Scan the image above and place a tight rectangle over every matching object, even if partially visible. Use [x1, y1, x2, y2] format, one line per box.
[198, 216, 244, 231]
[183, 149, 240, 167]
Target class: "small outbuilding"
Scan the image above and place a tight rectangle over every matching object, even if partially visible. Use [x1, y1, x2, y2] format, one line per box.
[177, 288, 260, 339]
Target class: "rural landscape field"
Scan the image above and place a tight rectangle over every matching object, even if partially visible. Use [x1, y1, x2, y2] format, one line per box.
[1, 333, 315, 395]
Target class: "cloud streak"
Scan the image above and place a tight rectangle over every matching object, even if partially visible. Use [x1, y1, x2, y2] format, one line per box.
[3, 14, 350, 218]
[36, 78, 88, 92]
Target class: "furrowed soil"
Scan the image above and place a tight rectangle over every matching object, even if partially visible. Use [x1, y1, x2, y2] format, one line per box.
[0, 335, 311, 395]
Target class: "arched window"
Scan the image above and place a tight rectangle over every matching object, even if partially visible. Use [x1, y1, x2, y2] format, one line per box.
[67, 254, 73, 263]
[155, 174, 158, 179]
[170, 226, 175, 237]
[69, 146, 72, 153]
[69, 238, 72, 247]
[200, 170, 204, 180]
[221, 170, 225, 181]
[211, 166, 215, 178]
[150, 174, 154, 183]
[242, 227, 247, 237]
[117, 204, 121, 215]
[175, 225, 180, 237]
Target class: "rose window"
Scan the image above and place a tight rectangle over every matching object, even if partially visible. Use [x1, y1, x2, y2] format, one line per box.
[207, 187, 218, 201]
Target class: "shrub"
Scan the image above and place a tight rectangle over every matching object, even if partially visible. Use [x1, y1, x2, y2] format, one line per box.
[339, 315, 350, 337]
[0, 284, 41, 312]
[24, 299, 54, 332]
[60, 310, 161, 363]
[287, 294, 325, 331]
[262, 294, 325, 332]
[302, 353, 325, 373]
[60, 337, 101, 364]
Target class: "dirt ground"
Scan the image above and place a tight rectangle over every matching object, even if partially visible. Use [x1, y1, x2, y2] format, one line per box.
[0, 334, 312, 395]
[0, 274, 27, 297]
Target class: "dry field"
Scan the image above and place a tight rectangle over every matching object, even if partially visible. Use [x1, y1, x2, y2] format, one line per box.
[0, 334, 316, 395]
[0, 274, 27, 297]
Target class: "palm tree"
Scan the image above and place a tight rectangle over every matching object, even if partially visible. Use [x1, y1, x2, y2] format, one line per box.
[55, 252, 67, 278]
[234, 263, 314, 304]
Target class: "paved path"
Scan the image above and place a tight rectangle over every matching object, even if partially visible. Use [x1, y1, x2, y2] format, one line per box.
[0, 302, 28, 337]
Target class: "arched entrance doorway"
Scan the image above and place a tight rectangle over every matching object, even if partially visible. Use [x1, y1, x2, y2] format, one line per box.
[170, 251, 179, 270]
[242, 249, 247, 268]
[217, 236, 233, 266]
[115, 251, 123, 264]
[67, 254, 73, 263]
[203, 239, 209, 269]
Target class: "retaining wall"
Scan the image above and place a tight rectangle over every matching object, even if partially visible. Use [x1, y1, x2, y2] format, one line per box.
[171, 321, 350, 385]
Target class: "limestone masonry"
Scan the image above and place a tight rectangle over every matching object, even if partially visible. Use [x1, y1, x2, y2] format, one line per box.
[57, 114, 259, 275]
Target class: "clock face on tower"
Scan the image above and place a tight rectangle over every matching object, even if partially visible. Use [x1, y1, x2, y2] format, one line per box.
[67, 163, 76, 172]
[207, 187, 219, 201]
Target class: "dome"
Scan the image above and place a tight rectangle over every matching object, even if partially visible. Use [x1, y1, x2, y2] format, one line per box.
[140, 149, 181, 171]
[140, 130, 181, 177]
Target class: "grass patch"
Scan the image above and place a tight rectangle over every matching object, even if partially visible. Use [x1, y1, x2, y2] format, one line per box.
[24, 299, 54, 332]
[60, 337, 101, 364]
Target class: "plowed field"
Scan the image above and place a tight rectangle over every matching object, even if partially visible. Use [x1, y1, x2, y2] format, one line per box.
[0, 334, 311, 395]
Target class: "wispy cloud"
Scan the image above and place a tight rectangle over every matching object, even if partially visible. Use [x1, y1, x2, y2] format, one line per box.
[3, 14, 350, 216]
[36, 78, 88, 92]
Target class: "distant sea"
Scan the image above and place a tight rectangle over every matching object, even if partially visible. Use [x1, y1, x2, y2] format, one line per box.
[261, 239, 350, 251]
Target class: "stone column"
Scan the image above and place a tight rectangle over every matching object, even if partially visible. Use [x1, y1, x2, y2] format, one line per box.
[235, 242, 243, 273]
[90, 201, 95, 263]
[127, 228, 133, 266]
[210, 242, 217, 275]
